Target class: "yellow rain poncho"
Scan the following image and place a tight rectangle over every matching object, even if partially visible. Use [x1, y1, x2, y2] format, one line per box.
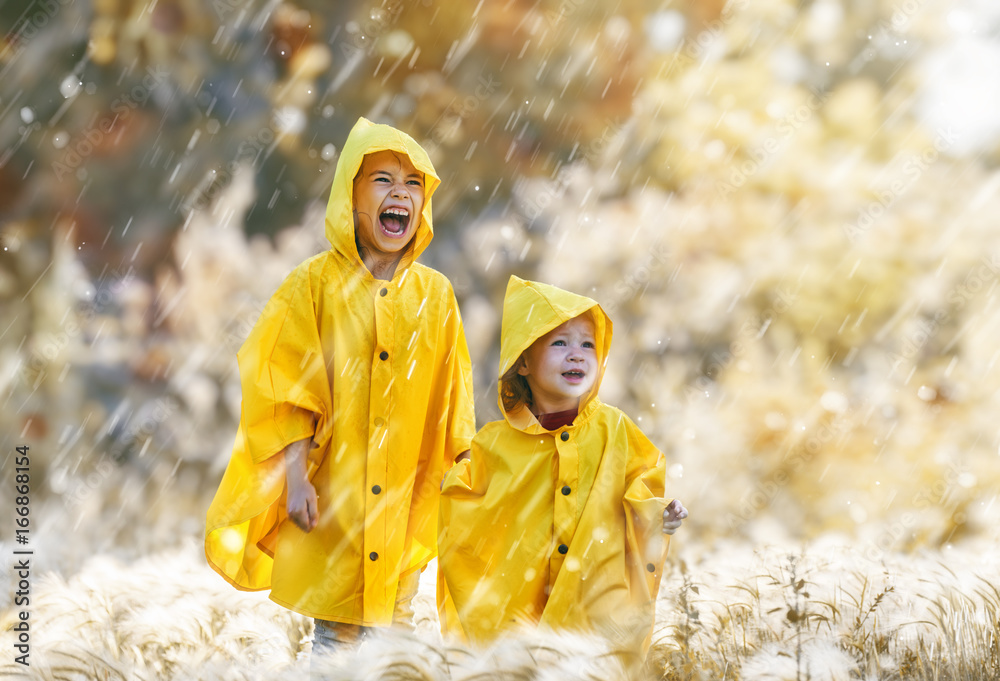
[206, 118, 476, 625]
[438, 276, 670, 649]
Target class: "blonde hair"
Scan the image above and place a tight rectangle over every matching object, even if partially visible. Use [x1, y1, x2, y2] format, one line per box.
[499, 358, 532, 412]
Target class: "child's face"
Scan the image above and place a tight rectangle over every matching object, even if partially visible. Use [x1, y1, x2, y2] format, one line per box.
[517, 315, 597, 414]
[353, 150, 425, 258]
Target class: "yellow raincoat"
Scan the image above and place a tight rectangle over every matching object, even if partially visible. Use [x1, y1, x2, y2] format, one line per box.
[206, 118, 476, 625]
[438, 276, 670, 649]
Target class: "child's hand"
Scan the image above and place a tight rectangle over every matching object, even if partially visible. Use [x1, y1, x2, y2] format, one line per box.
[662, 499, 688, 535]
[287, 478, 319, 532]
[283, 438, 318, 532]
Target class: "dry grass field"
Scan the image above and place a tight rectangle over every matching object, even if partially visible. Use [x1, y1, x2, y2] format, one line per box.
[1, 536, 998, 679]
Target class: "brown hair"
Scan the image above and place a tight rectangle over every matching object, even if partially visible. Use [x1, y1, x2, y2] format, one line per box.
[499, 357, 532, 413]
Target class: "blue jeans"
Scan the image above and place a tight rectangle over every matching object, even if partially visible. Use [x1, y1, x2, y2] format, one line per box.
[311, 569, 421, 661]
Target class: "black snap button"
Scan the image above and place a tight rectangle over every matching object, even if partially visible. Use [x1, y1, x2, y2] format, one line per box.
[380, 287, 388, 296]
[379, 351, 388, 360]
[646, 563, 656, 573]
[560, 432, 569, 441]
[370, 552, 379, 561]
[561, 486, 571, 495]
[558, 544, 568, 554]
[372, 485, 381, 495]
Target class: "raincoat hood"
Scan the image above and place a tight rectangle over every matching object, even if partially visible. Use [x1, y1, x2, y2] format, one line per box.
[325, 117, 441, 271]
[498, 276, 613, 423]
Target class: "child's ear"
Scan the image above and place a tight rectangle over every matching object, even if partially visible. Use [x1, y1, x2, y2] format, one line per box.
[515, 356, 529, 377]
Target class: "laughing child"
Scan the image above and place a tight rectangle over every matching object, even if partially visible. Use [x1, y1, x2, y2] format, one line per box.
[437, 276, 687, 653]
[206, 118, 475, 655]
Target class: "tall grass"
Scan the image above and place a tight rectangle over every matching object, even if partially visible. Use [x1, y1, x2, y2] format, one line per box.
[3, 539, 998, 680]
[648, 542, 1000, 681]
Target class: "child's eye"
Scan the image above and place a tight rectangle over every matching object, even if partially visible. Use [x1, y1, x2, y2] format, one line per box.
[583, 341, 595, 348]
[551, 340, 566, 346]
[374, 176, 390, 182]
[407, 179, 422, 186]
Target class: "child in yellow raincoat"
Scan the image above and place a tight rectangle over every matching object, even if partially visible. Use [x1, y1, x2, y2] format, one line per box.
[437, 276, 687, 653]
[205, 118, 476, 653]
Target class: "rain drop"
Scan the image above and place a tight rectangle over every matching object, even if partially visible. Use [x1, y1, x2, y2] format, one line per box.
[274, 106, 307, 135]
[60, 74, 83, 98]
[820, 390, 848, 413]
[20, 107, 34, 124]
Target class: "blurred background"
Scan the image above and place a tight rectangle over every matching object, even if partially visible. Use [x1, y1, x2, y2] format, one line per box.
[1, 0, 1000, 674]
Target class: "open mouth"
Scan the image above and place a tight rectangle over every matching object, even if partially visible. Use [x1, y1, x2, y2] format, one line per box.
[562, 370, 585, 382]
[379, 207, 410, 237]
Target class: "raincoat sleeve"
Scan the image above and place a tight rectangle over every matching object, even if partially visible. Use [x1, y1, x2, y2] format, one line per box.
[205, 261, 333, 591]
[622, 418, 671, 597]
[237, 262, 332, 466]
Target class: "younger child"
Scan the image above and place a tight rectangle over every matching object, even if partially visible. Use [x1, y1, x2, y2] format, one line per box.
[206, 118, 475, 655]
[437, 276, 687, 652]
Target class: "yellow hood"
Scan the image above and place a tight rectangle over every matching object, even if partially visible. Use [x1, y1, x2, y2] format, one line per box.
[325, 117, 440, 270]
[498, 275, 613, 420]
